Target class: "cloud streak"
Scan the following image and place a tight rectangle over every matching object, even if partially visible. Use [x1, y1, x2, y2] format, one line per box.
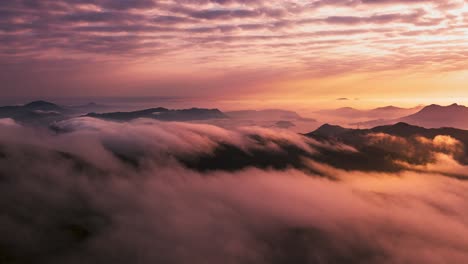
[0, 0, 467, 98]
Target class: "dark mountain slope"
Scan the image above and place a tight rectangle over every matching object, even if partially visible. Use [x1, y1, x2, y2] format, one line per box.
[305, 122, 468, 174]
[85, 107, 227, 121]
[0, 101, 67, 125]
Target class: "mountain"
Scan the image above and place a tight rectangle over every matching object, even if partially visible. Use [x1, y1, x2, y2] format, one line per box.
[308, 122, 468, 142]
[353, 104, 468, 129]
[316, 107, 361, 117]
[219, 109, 317, 132]
[85, 107, 227, 121]
[275, 120, 296, 129]
[311, 123, 351, 137]
[399, 103, 468, 129]
[305, 122, 468, 173]
[0, 100, 67, 125]
[317, 105, 423, 120]
[369, 105, 423, 117]
[226, 109, 316, 122]
[23, 100, 64, 112]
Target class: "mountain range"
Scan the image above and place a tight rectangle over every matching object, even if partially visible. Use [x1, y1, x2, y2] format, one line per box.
[226, 109, 316, 122]
[305, 122, 468, 173]
[0, 101, 315, 129]
[316, 105, 423, 120]
[221, 109, 317, 131]
[0, 100, 69, 125]
[85, 107, 227, 121]
[4, 101, 468, 132]
[309, 122, 468, 143]
[352, 103, 468, 129]
[0, 101, 228, 125]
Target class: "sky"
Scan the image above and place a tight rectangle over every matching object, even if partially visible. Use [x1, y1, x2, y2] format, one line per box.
[1, 0, 468, 108]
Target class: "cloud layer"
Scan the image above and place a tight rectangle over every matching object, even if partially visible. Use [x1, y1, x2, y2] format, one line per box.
[2, 117, 468, 263]
[1, 0, 467, 98]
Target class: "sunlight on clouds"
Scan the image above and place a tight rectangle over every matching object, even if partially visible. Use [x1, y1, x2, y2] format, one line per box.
[0, 0, 467, 100]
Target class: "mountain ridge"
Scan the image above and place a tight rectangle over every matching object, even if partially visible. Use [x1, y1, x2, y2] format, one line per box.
[352, 103, 468, 129]
[85, 107, 227, 121]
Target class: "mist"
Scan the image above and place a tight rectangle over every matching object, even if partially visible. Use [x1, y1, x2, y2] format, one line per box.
[1, 117, 468, 263]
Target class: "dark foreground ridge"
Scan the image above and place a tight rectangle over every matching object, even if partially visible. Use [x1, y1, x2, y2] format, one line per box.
[304, 122, 468, 174]
[307, 122, 468, 144]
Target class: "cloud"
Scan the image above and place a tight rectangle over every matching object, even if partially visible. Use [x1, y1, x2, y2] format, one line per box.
[398, 153, 468, 177]
[2, 118, 468, 263]
[0, 118, 18, 126]
[0, 0, 467, 97]
[52, 117, 320, 158]
[365, 132, 465, 161]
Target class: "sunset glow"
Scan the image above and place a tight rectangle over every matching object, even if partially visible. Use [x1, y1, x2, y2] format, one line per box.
[1, 0, 467, 106]
[4, 2, 468, 263]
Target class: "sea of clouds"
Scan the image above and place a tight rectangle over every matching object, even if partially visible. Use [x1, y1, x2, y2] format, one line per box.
[1, 117, 468, 264]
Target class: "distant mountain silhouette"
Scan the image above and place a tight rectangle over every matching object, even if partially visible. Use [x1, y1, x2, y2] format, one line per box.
[0, 100, 67, 125]
[353, 104, 468, 129]
[317, 105, 423, 119]
[226, 109, 316, 122]
[400, 103, 468, 129]
[275, 120, 296, 129]
[24, 100, 64, 111]
[85, 107, 227, 121]
[320, 107, 361, 116]
[312, 123, 351, 137]
[0, 101, 228, 125]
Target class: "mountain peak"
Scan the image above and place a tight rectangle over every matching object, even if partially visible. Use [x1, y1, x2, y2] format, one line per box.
[85, 107, 226, 121]
[392, 122, 412, 127]
[25, 100, 55, 106]
[425, 104, 442, 108]
[311, 123, 350, 137]
[415, 103, 467, 114]
[24, 101, 62, 111]
[374, 105, 400, 111]
[319, 123, 343, 129]
[423, 103, 464, 109]
[337, 107, 356, 110]
[396, 103, 468, 129]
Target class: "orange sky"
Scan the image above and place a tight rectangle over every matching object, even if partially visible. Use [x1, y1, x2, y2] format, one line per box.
[1, 0, 467, 108]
